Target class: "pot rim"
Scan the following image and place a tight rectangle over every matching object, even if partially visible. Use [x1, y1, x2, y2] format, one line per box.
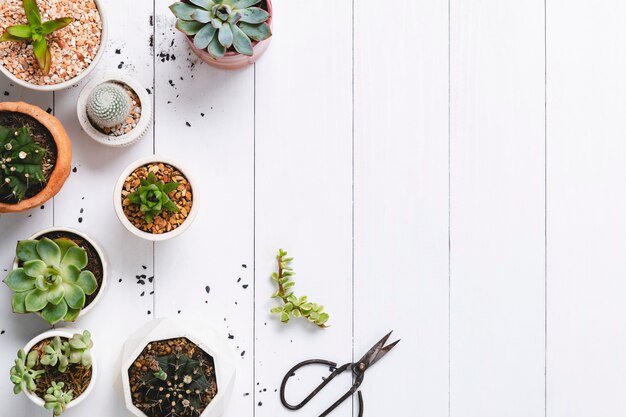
[22, 327, 98, 410]
[11, 227, 109, 320]
[113, 155, 199, 242]
[0, 0, 109, 92]
[76, 74, 153, 147]
[0, 102, 72, 213]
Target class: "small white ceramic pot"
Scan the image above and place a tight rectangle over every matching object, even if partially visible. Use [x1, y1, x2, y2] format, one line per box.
[22, 328, 98, 412]
[121, 317, 236, 417]
[12, 227, 109, 320]
[76, 75, 152, 147]
[0, 0, 108, 92]
[113, 156, 199, 242]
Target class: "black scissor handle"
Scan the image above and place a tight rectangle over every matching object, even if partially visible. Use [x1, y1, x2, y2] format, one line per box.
[280, 359, 365, 417]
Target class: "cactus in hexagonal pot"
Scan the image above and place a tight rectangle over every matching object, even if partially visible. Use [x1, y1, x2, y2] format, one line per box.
[86, 82, 132, 129]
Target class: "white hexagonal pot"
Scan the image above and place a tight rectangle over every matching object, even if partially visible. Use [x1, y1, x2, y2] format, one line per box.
[22, 328, 98, 412]
[120, 317, 235, 417]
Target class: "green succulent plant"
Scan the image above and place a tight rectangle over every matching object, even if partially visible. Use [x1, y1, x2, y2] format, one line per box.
[270, 249, 330, 328]
[41, 336, 69, 372]
[3, 238, 99, 324]
[0, 125, 47, 202]
[139, 351, 213, 416]
[44, 381, 74, 416]
[87, 82, 132, 129]
[41, 331, 93, 373]
[9, 349, 44, 394]
[170, 0, 272, 59]
[0, 0, 73, 75]
[66, 331, 93, 368]
[128, 172, 179, 224]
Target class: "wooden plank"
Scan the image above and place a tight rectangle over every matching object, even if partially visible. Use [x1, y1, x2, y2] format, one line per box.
[0, 85, 54, 417]
[152, 2, 256, 417]
[449, 1, 545, 416]
[51, 3, 156, 416]
[546, 1, 626, 416]
[254, 0, 353, 416]
[353, 0, 449, 415]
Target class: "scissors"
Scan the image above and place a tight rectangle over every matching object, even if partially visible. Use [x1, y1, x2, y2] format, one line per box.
[280, 331, 400, 417]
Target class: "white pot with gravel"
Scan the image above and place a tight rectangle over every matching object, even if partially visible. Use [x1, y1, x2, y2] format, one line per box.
[0, 0, 108, 92]
[77, 75, 152, 147]
[114, 156, 198, 242]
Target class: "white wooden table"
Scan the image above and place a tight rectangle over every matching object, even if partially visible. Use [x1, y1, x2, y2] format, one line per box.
[0, 0, 623, 416]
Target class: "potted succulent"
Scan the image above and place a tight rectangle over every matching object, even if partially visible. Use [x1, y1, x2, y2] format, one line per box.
[0, 101, 71, 213]
[0, 0, 108, 91]
[121, 317, 235, 417]
[77, 75, 153, 147]
[169, 0, 273, 70]
[10, 328, 96, 416]
[114, 156, 198, 241]
[3, 227, 108, 324]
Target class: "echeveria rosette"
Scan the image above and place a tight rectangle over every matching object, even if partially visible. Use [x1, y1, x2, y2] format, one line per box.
[3, 238, 98, 325]
[0, 0, 73, 74]
[128, 172, 179, 224]
[0, 125, 47, 202]
[170, 0, 272, 59]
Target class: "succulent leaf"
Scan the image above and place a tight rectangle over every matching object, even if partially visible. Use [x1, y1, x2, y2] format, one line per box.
[3, 238, 97, 324]
[169, 0, 271, 59]
[10, 349, 44, 395]
[44, 381, 73, 416]
[128, 173, 179, 224]
[42, 18, 73, 35]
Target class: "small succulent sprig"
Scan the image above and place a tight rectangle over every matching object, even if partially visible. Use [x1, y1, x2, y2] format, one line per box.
[86, 82, 132, 129]
[0, 125, 47, 202]
[40, 331, 93, 372]
[128, 172, 180, 224]
[10, 349, 44, 394]
[139, 351, 212, 415]
[170, 0, 272, 59]
[44, 381, 74, 416]
[3, 238, 99, 324]
[0, 0, 73, 75]
[270, 249, 330, 328]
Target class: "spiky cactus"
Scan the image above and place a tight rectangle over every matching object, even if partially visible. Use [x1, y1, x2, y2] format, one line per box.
[138, 352, 213, 416]
[86, 82, 131, 129]
[0, 125, 46, 202]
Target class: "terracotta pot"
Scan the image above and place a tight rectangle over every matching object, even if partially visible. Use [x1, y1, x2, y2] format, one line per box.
[185, 0, 273, 70]
[0, 102, 72, 213]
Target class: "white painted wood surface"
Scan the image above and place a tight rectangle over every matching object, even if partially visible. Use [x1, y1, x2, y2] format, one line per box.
[1, 0, 626, 416]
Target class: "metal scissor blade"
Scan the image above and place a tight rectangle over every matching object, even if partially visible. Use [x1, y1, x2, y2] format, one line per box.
[358, 331, 401, 369]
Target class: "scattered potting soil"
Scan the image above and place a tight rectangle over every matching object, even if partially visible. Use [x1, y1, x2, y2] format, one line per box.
[29, 337, 93, 400]
[0, 111, 57, 203]
[128, 337, 218, 417]
[20, 230, 104, 310]
[121, 163, 193, 234]
[87, 82, 143, 138]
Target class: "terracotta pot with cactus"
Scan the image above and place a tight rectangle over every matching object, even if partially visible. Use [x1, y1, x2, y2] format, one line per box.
[0, 102, 72, 213]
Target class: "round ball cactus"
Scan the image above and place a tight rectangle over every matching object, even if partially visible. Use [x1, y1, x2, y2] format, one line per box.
[86, 82, 132, 129]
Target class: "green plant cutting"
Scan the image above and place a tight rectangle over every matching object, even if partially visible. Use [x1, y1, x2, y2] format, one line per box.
[0, 125, 47, 202]
[128, 172, 180, 223]
[3, 238, 98, 324]
[270, 249, 330, 328]
[10, 331, 93, 416]
[170, 0, 272, 59]
[0, 0, 73, 75]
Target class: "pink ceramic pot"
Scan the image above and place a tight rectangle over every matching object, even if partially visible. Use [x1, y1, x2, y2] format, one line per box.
[185, 0, 273, 70]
